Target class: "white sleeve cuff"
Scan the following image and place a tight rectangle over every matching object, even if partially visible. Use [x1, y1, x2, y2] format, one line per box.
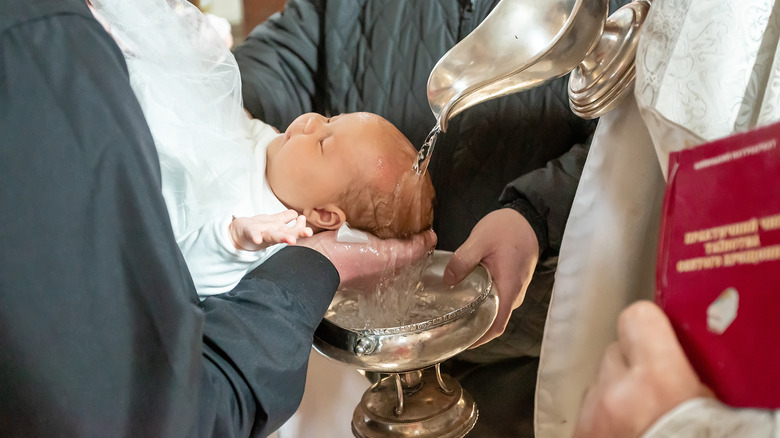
[641, 398, 780, 438]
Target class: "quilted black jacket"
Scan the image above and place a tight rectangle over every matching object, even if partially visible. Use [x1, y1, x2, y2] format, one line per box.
[234, 0, 614, 359]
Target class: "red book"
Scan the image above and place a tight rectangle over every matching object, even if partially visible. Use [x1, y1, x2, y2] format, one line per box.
[657, 120, 780, 409]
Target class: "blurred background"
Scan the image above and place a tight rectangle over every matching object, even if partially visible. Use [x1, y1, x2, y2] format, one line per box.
[189, 0, 286, 45]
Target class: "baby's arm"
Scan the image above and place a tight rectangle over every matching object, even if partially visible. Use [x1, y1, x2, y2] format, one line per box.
[176, 212, 307, 296]
[229, 210, 312, 251]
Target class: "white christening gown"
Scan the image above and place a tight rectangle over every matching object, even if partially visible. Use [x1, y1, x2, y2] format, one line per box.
[91, 0, 287, 297]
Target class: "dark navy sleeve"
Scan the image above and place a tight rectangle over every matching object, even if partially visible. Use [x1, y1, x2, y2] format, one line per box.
[0, 2, 338, 436]
[499, 141, 591, 256]
[198, 247, 339, 437]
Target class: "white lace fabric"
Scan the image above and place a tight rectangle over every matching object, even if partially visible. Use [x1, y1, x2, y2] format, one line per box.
[640, 398, 780, 438]
[90, 0, 257, 238]
[635, 0, 780, 175]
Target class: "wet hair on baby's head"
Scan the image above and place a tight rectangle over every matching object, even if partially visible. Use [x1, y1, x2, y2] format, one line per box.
[339, 120, 435, 239]
[341, 169, 435, 239]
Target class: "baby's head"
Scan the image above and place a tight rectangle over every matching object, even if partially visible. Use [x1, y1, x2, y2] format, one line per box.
[266, 112, 434, 239]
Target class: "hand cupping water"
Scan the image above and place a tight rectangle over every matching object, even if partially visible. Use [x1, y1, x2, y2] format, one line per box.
[296, 228, 437, 289]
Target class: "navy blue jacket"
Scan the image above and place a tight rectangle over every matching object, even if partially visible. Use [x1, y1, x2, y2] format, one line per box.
[0, 1, 338, 436]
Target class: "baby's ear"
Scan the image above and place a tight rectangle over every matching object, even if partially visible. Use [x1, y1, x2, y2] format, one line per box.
[305, 205, 346, 230]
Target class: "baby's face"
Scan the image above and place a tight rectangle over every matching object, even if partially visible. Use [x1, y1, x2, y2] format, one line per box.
[266, 112, 408, 216]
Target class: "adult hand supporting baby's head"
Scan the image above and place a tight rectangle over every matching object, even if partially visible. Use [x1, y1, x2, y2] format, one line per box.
[296, 229, 437, 289]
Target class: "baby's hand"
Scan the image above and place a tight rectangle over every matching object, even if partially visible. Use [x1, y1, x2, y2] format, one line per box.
[229, 210, 312, 251]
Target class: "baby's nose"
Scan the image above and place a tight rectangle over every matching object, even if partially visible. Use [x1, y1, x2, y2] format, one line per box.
[303, 115, 324, 135]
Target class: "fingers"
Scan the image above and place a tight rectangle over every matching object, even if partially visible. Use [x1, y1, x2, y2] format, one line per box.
[471, 298, 510, 347]
[407, 229, 437, 259]
[469, 275, 512, 347]
[271, 209, 300, 224]
[293, 215, 313, 237]
[573, 384, 602, 438]
[616, 301, 712, 402]
[573, 303, 710, 438]
[597, 343, 629, 385]
[617, 301, 683, 367]
[443, 239, 480, 286]
[421, 229, 438, 251]
[232, 212, 313, 250]
[572, 343, 636, 438]
[382, 229, 438, 267]
[275, 219, 313, 244]
[260, 228, 293, 245]
[266, 213, 311, 243]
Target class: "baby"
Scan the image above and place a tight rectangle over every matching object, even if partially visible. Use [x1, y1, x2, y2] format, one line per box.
[89, 0, 434, 297]
[191, 111, 435, 296]
[260, 112, 433, 242]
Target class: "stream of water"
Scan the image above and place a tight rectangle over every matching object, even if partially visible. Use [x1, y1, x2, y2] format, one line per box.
[349, 119, 445, 328]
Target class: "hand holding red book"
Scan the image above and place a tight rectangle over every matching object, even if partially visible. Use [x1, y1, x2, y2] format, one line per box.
[657, 121, 780, 408]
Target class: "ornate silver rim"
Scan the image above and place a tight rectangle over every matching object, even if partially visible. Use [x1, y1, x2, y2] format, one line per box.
[332, 267, 493, 337]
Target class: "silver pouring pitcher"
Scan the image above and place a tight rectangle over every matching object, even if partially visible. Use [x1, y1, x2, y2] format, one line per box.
[428, 0, 651, 131]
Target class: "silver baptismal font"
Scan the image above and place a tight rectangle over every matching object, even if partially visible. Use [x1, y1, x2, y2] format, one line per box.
[313, 250, 496, 437]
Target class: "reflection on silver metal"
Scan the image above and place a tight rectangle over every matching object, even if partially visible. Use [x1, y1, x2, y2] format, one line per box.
[569, 0, 650, 118]
[435, 362, 455, 395]
[313, 250, 495, 437]
[352, 367, 479, 438]
[427, 0, 652, 130]
[354, 338, 375, 356]
[427, 0, 607, 131]
[313, 250, 495, 373]
[393, 374, 404, 416]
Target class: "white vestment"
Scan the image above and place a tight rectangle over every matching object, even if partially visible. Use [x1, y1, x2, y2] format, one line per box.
[535, 0, 780, 436]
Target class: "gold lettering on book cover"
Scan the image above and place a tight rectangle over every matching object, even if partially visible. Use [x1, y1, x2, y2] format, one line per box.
[676, 213, 780, 273]
[684, 218, 759, 244]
